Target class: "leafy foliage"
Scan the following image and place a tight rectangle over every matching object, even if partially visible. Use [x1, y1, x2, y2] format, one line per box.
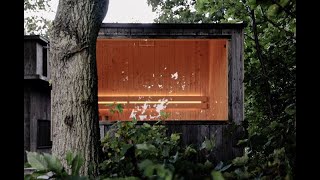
[147, 0, 296, 179]
[25, 0, 295, 179]
[24, 0, 53, 37]
[107, 103, 124, 115]
[25, 151, 88, 180]
[99, 120, 227, 179]
[99, 120, 178, 178]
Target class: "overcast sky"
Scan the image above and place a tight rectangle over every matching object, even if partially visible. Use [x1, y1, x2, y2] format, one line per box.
[47, 0, 157, 23]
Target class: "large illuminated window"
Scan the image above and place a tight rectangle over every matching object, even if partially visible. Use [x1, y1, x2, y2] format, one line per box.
[97, 39, 228, 121]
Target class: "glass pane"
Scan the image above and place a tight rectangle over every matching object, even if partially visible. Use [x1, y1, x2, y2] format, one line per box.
[97, 39, 228, 121]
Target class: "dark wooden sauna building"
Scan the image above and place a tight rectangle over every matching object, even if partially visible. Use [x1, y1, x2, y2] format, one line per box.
[97, 23, 245, 162]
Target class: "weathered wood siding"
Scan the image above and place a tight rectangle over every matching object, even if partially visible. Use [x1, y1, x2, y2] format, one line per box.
[24, 36, 52, 162]
[24, 41, 37, 75]
[24, 36, 50, 79]
[24, 82, 51, 152]
[97, 23, 245, 161]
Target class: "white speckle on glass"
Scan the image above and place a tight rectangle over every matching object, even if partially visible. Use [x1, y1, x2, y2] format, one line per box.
[171, 72, 178, 80]
[139, 115, 147, 120]
[154, 98, 168, 117]
[129, 109, 137, 119]
[141, 103, 149, 114]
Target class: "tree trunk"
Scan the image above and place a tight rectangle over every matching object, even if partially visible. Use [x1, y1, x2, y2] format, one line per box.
[49, 0, 108, 176]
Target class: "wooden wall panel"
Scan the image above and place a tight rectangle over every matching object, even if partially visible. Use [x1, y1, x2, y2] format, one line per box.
[96, 39, 227, 121]
[208, 40, 228, 120]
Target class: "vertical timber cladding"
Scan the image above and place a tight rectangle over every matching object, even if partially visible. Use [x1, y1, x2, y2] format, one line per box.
[96, 23, 244, 123]
[96, 39, 228, 121]
[97, 23, 245, 162]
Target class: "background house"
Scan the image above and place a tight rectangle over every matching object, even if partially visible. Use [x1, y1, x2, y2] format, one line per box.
[24, 35, 52, 162]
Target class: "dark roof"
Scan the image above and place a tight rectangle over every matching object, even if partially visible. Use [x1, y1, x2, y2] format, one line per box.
[24, 35, 49, 45]
[100, 22, 247, 29]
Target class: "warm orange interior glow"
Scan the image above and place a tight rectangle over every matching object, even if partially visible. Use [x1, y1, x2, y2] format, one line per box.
[98, 101, 202, 104]
[128, 101, 202, 104]
[96, 39, 228, 121]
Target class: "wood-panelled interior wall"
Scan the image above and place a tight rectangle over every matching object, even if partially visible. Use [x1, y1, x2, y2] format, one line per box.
[96, 39, 227, 121]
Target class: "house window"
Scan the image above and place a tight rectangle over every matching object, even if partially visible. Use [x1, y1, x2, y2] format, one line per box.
[96, 39, 228, 121]
[37, 119, 52, 148]
[42, 46, 48, 77]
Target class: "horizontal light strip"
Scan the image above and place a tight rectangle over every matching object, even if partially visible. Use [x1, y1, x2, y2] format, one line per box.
[98, 96, 208, 102]
[129, 101, 202, 104]
[98, 101, 128, 104]
[98, 101, 202, 104]
[98, 103, 208, 109]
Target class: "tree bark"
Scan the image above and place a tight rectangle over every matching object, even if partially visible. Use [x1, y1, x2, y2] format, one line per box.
[49, 0, 108, 176]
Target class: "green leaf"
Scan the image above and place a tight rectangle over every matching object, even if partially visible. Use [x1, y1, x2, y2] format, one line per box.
[71, 154, 84, 176]
[211, 171, 225, 180]
[267, 4, 279, 17]
[285, 104, 295, 115]
[43, 153, 63, 174]
[120, 144, 133, 156]
[237, 139, 248, 146]
[24, 174, 32, 180]
[138, 159, 154, 170]
[144, 166, 155, 176]
[169, 151, 179, 163]
[232, 155, 249, 166]
[132, 117, 137, 124]
[136, 143, 156, 151]
[200, 138, 215, 151]
[142, 123, 151, 128]
[220, 164, 232, 172]
[248, 0, 257, 9]
[115, 132, 120, 138]
[139, 160, 155, 177]
[162, 146, 170, 157]
[115, 104, 124, 113]
[279, 0, 290, 7]
[214, 161, 223, 170]
[27, 152, 48, 171]
[66, 151, 74, 167]
[160, 111, 170, 119]
[170, 133, 180, 142]
[25, 171, 49, 180]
